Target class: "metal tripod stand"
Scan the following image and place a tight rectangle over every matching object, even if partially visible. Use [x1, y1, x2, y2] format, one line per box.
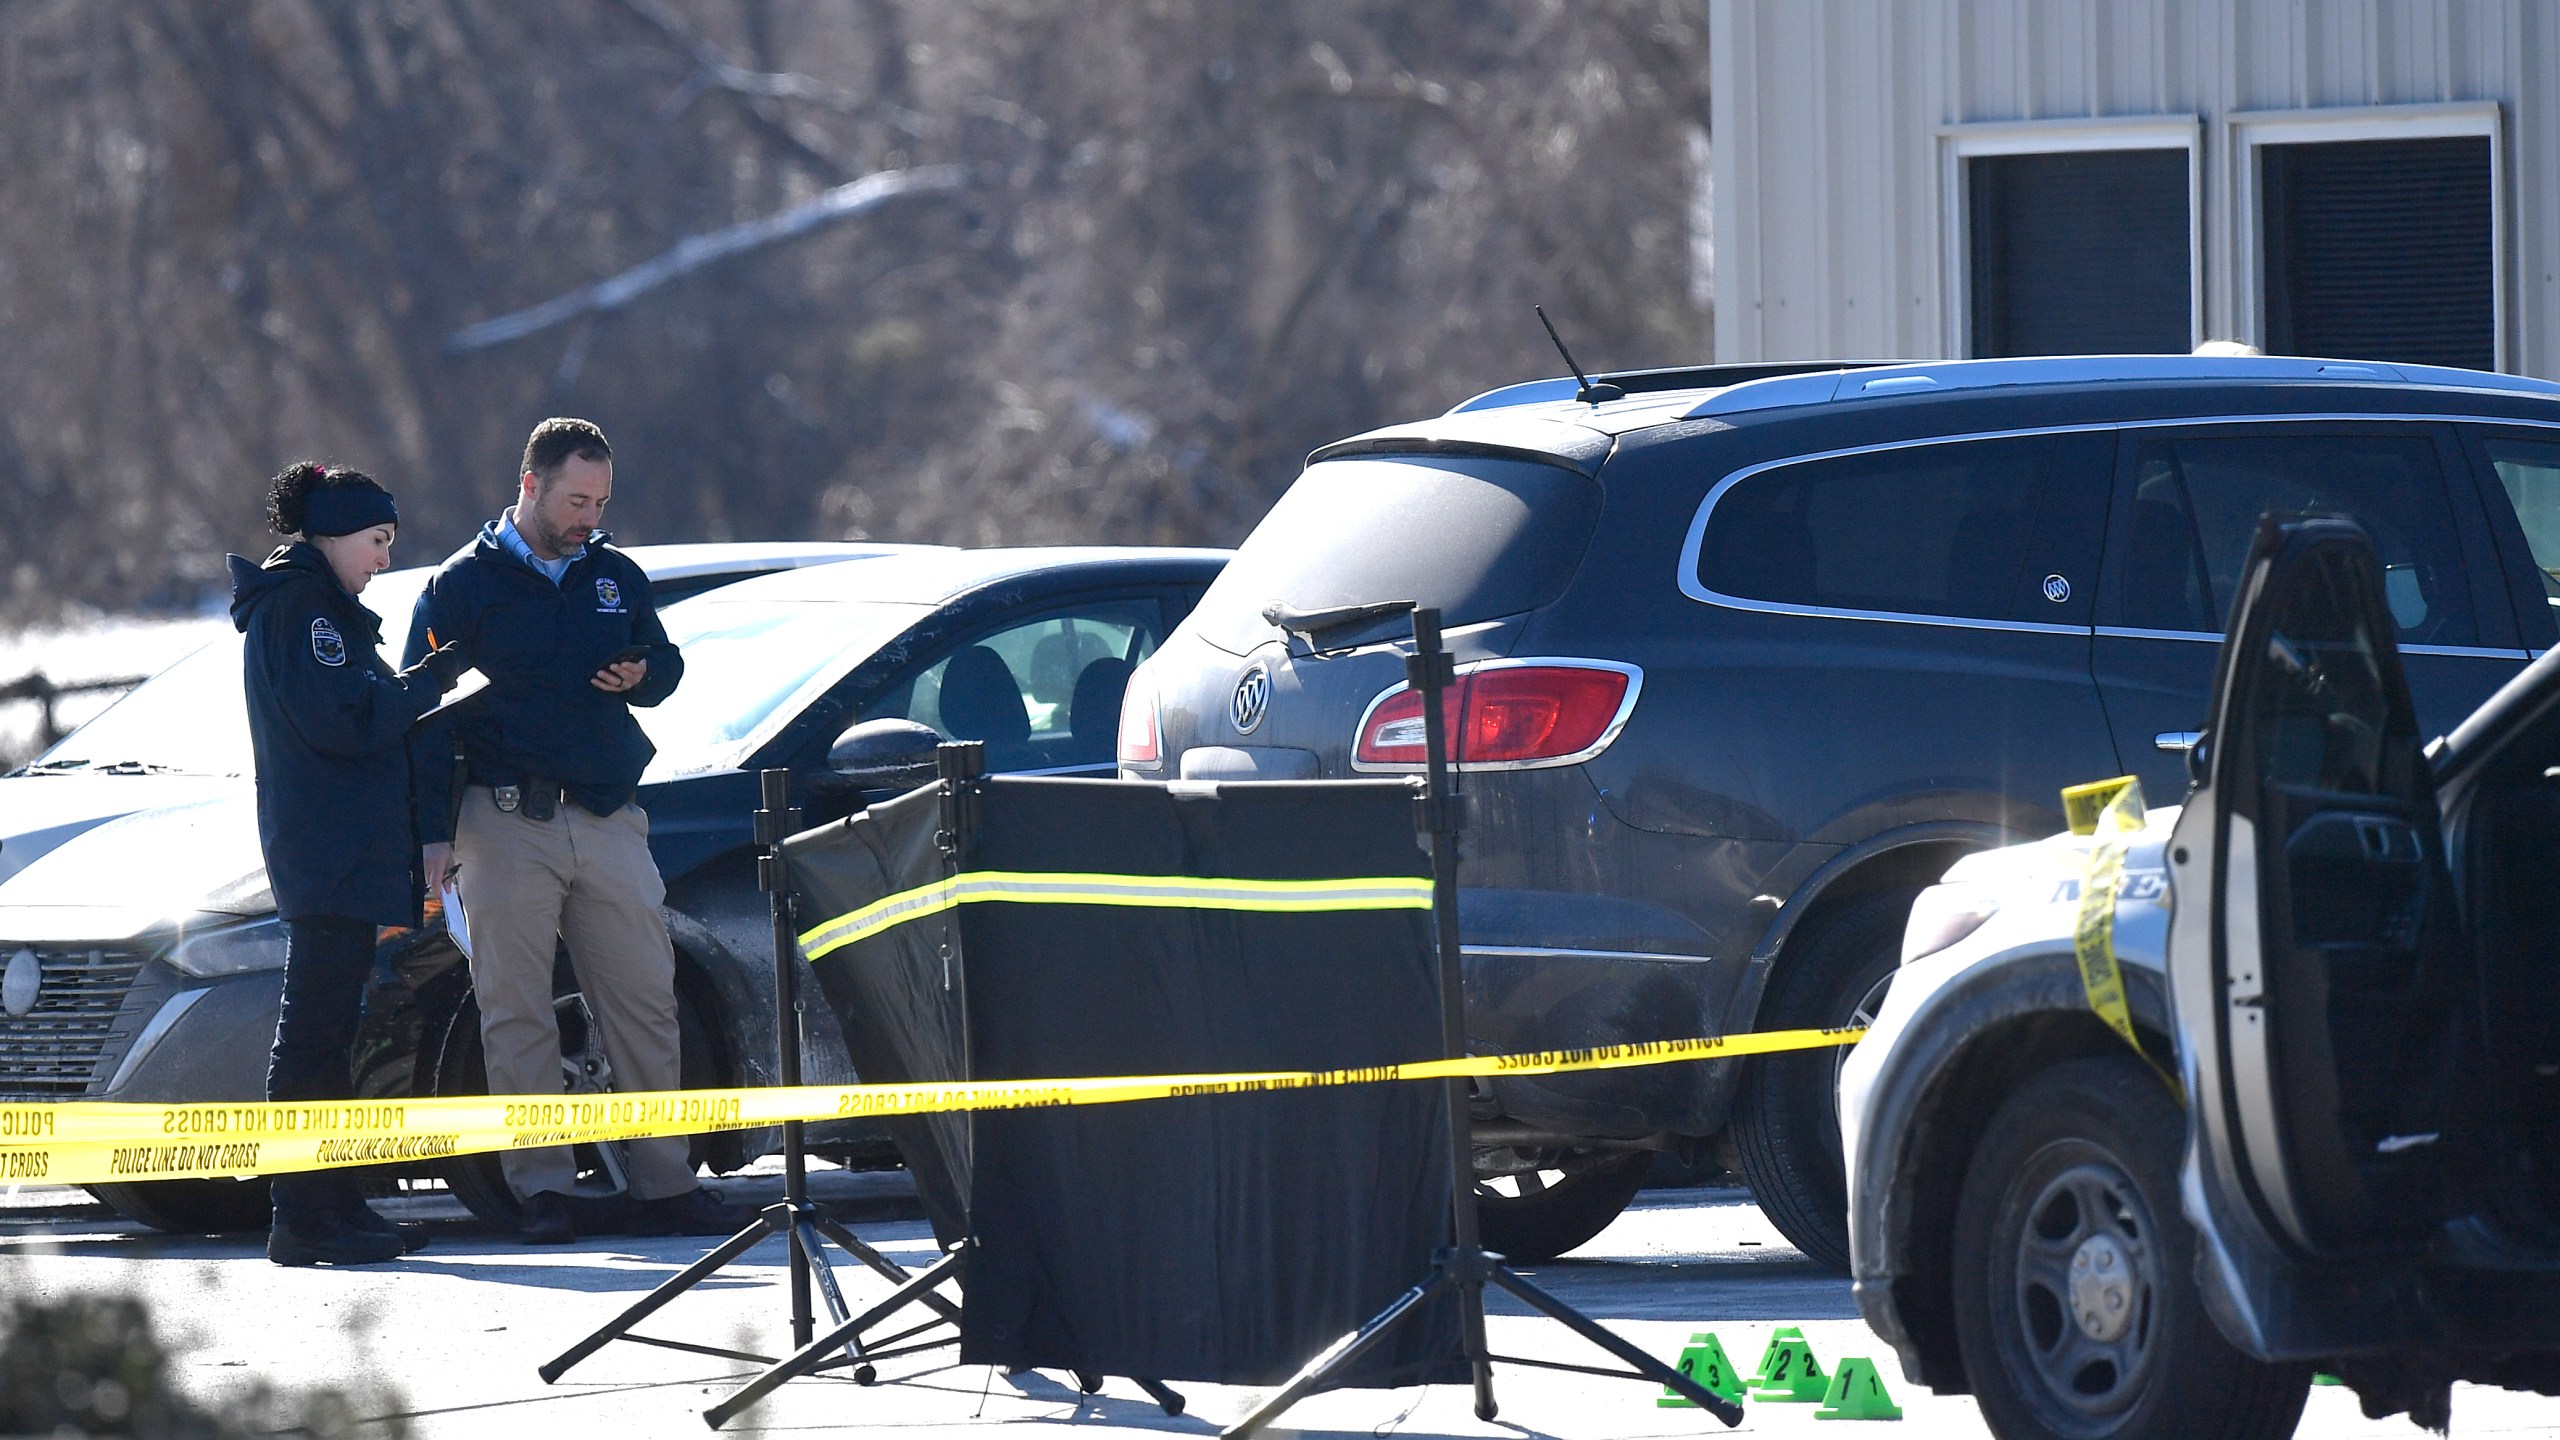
[1222, 608, 1744, 1436]
[540, 769, 965, 1413]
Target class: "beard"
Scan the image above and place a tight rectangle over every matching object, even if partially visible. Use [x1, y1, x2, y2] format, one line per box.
[525, 509, 588, 556]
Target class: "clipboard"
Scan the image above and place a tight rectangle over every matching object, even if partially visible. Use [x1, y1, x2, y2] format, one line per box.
[418, 666, 489, 725]
[439, 873, 472, 959]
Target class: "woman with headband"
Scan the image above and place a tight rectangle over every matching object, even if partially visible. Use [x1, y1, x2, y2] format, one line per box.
[227, 462, 465, 1266]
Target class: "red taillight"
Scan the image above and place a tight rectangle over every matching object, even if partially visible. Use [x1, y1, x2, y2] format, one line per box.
[1118, 665, 1162, 767]
[1353, 663, 1635, 768]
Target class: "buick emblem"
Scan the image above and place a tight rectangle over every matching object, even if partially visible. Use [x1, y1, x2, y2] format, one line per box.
[2042, 573, 2072, 604]
[2, 948, 37, 1018]
[1229, 664, 1271, 736]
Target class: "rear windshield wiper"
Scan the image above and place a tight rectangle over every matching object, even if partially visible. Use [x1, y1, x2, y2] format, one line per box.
[1261, 598, 1415, 646]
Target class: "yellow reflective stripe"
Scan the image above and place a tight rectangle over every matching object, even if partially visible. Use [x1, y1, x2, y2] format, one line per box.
[2, 1025, 1864, 1186]
[796, 876, 964, 959]
[796, 870, 1434, 961]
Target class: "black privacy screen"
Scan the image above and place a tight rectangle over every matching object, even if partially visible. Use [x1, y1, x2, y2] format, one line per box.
[790, 775, 1462, 1388]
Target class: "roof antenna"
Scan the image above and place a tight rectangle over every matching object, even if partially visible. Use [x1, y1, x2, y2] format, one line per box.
[1536, 306, 1623, 404]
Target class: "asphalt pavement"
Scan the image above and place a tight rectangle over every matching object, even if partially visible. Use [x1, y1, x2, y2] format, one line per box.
[5, 1169, 2556, 1437]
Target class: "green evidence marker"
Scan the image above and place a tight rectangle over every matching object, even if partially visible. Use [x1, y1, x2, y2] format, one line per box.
[1813, 1356, 1904, 1420]
[1748, 1329, 1829, 1402]
[1750, 1326, 1804, 1376]
[1656, 1332, 1746, 1407]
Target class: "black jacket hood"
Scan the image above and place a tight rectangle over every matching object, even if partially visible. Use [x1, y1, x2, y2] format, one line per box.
[228, 544, 380, 645]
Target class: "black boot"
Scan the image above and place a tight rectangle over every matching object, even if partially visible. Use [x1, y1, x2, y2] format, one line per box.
[269, 1208, 405, 1267]
[270, 1173, 403, 1266]
[518, 1191, 576, 1245]
[341, 1198, 430, 1254]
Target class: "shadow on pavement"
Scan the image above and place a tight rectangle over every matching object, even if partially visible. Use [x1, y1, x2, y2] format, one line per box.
[1494, 1255, 1863, 1323]
[424, 1360, 1228, 1435]
[0, 1221, 953, 1297]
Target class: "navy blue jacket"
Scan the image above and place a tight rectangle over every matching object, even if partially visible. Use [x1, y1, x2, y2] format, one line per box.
[230, 545, 443, 926]
[405, 523, 682, 843]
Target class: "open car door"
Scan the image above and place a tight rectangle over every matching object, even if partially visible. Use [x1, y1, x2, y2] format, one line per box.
[2170, 515, 2465, 1263]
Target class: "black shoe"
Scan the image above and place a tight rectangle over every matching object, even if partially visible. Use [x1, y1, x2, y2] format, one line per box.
[342, 1202, 430, 1254]
[269, 1211, 406, 1268]
[626, 1187, 752, 1237]
[519, 1191, 576, 1245]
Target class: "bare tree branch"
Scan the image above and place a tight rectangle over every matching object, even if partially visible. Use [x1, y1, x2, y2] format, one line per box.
[445, 164, 967, 352]
[604, 0, 869, 172]
[658, 59, 936, 139]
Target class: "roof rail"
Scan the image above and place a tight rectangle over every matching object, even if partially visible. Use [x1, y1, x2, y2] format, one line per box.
[1447, 360, 1901, 415]
[1682, 354, 2560, 420]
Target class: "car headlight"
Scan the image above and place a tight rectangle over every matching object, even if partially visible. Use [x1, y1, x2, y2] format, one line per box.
[1900, 882, 2001, 964]
[199, 868, 276, 918]
[167, 916, 289, 978]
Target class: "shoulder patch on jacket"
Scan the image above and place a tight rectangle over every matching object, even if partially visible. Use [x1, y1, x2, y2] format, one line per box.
[310, 617, 348, 667]
[594, 576, 625, 612]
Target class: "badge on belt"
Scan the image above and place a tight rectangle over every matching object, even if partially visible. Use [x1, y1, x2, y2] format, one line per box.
[495, 785, 521, 814]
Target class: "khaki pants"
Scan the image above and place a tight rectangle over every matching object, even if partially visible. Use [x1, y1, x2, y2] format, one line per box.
[454, 787, 696, 1202]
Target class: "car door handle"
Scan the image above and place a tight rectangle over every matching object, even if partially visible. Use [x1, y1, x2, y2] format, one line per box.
[2155, 731, 2202, 753]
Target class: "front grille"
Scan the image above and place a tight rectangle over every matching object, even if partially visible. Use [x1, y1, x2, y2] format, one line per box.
[0, 946, 147, 1097]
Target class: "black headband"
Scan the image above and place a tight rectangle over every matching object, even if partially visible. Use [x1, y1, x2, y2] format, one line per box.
[302, 481, 399, 538]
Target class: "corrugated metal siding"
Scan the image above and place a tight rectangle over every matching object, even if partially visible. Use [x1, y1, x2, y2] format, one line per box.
[1710, 0, 2559, 379]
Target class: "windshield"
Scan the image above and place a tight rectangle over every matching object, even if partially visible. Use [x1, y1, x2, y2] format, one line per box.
[27, 570, 430, 778]
[638, 597, 929, 778]
[1189, 454, 1602, 654]
[28, 636, 253, 777]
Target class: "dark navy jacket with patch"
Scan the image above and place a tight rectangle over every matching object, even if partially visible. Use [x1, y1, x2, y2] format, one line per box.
[405, 523, 683, 843]
[229, 545, 443, 926]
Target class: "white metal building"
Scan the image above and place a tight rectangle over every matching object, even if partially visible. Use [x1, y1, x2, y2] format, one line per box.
[1706, 0, 2560, 378]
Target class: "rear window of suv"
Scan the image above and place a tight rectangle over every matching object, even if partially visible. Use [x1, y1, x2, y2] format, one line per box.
[1188, 454, 1602, 655]
[1694, 433, 2090, 622]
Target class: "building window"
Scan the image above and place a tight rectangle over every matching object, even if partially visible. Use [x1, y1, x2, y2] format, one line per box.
[2260, 136, 2493, 371]
[1967, 149, 2192, 358]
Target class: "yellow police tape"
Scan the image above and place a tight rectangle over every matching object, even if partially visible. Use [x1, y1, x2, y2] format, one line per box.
[2063, 774, 2185, 1103]
[0, 1025, 1864, 1188]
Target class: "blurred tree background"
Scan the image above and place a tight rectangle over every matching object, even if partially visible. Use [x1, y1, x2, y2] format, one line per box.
[0, 0, 1712, 621]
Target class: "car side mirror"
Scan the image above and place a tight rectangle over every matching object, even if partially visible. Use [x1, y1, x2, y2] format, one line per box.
[826, 719, 942, 791]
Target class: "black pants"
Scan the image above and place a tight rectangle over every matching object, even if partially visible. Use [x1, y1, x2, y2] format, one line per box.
[266, 913, 374, 1223]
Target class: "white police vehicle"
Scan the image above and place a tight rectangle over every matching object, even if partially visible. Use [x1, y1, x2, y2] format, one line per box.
[1843, 515, 2560, 1437]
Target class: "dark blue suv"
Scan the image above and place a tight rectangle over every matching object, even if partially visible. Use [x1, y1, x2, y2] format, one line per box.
[1126, 354, 2560, 1269]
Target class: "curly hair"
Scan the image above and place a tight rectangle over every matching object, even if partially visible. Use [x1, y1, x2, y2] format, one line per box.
[266, 461, 383, 536]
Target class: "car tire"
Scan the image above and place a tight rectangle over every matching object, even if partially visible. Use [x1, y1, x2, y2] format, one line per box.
[433, 983, 718, 1231]
[88, 1176, 274, 1235]
[1474, 1147, 1651, 1261]
[1730, 889, 1905, 1273]
[1951, 1056, 2311, 1440]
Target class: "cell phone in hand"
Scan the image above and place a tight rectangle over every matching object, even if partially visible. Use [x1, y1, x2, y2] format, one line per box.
[602, 645, 652, 670]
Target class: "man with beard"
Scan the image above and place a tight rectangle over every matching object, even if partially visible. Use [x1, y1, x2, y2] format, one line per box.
[408, 418, 735, 1244]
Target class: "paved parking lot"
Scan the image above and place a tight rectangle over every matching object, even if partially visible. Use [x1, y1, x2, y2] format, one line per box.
[6, 1171, 2557, 1437]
